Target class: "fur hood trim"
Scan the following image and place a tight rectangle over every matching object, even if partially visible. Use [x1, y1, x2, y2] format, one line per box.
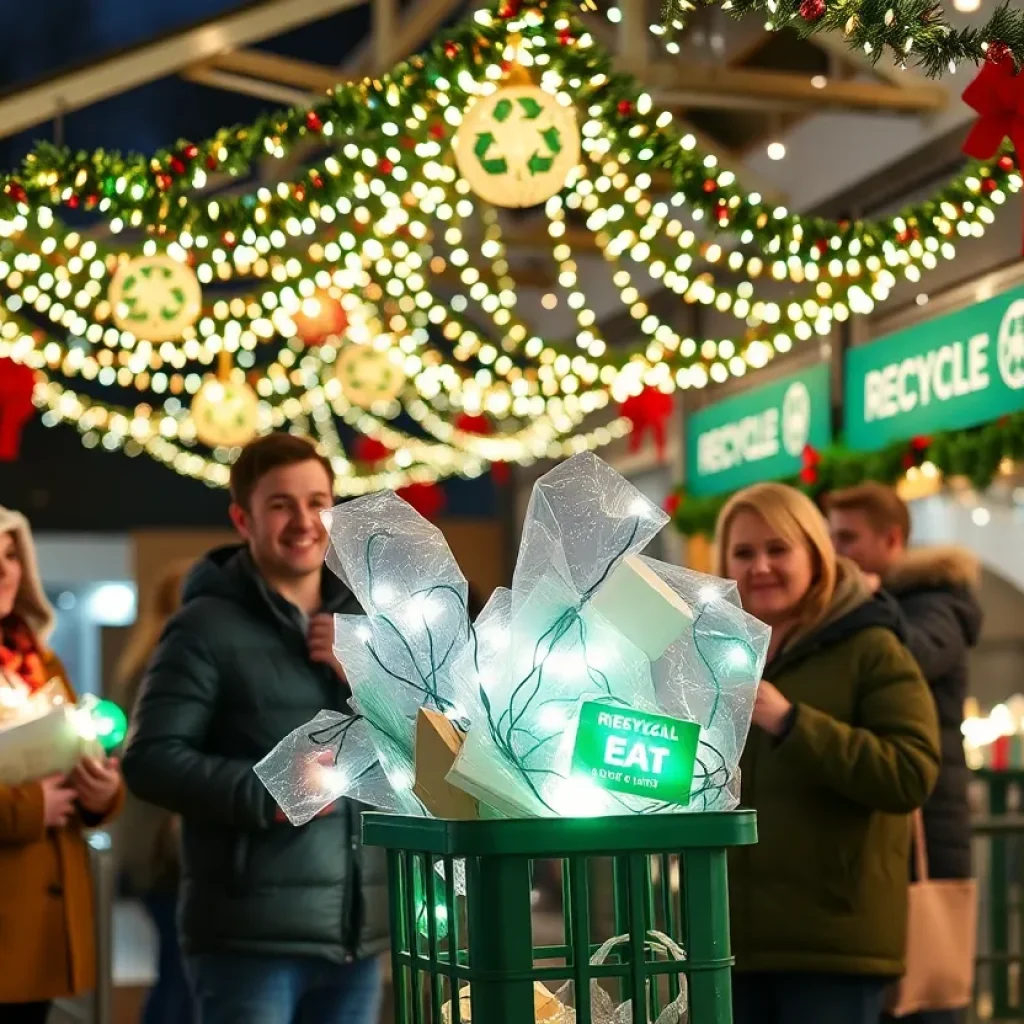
[884, 545, 981, 594]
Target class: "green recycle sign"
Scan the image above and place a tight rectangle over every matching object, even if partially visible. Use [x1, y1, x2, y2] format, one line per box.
[120, 263, 188, 324]
[473, 95, 564, 177]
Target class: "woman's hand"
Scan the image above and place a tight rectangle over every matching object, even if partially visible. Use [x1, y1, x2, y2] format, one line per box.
[752, 680, 793, 738]
[41, 774, 77, 829]
[69, 756, 122, 815]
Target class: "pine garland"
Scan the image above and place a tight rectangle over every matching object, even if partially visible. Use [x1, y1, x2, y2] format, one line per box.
[666, 411, 1024, 536]
[659, 0, 1024, 77]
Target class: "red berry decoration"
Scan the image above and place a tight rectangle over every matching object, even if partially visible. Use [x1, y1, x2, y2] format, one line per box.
[443, 41, 460, 59]
[306, 111, 324, 133]
[169, 156, 186, 175]
[986, 40, 1013, 65]
[617, 99, 633, 115]
[983, 177, 999, 193]
[7, 184, 27, 205]
[429, 123, 446, 140]
[310, 171, 324, 188]
[814, 238, 829, 256]
[378, 158, 395, 174]
[183, 144, 199, 160]
[715, 200, 729, 223]
[294, 185, 306, 202]
[206, 155, 219, 170]
[66, 194, 80, 210]
[156, 173, 173, 191]
[498, 0, 520, 18]
[703, 178, 718, 193]
[557, 27, 575, 46]
[799, 0, 826, 20]
[999, 155, 1016, 171]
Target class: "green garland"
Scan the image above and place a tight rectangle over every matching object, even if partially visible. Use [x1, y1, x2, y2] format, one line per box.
[667, 411, 1024, 536]
[0, 0, 1016, 269]
[659, 0, 1024, 77]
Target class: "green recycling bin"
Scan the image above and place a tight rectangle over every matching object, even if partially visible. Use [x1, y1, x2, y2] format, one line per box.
[363, 810, 757, 1024]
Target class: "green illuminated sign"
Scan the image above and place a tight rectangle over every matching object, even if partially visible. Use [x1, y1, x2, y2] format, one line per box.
[571, 701, 700, 805]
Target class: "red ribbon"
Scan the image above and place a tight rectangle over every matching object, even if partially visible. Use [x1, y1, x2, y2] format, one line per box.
[619, 388, 674, 459]
[961, 57, 1024, 161]
[0, 357, 35, 461]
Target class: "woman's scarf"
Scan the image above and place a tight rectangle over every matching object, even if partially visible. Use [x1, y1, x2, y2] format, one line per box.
[0, 614, 48, 692]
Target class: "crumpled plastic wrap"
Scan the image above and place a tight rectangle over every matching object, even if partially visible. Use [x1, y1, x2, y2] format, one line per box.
[256, 452, 769, 825]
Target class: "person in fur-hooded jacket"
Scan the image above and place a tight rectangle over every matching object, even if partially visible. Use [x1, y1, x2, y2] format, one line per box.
[827, 483, 982, 889]
[0, 506, 124, 1022]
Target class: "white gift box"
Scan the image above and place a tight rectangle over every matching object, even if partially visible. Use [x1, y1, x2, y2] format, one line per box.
[0, 705, 102, 787]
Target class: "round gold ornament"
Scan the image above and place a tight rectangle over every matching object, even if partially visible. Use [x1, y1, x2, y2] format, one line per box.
[454, 83, 580, 208]
[335, 345, 406, 408]
[108, 255, 202, 342]
[190, 377, 260, 448]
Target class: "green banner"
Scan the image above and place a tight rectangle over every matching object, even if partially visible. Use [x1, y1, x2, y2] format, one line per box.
[845, 286, 1024, 451]
[685, 363, 832, 497]
[571, 701, 699, 805]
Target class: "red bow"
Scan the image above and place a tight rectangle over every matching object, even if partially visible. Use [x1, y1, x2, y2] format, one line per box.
[352, 436, 392, 463]
[397, 482, 446, 521]
[961, 57, 1024, 160]
[620, 388, 674, 459]
[0, 358, 36, 461]
[799, 444, 821, 486]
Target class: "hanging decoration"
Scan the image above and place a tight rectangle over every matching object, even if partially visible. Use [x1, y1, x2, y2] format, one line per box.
[107, 254, 202, 342]
[396, 482, 446, 520]
[453, 78, 581, 209]
[0, 357, 35, 461]
[335, 345, 407, 409]
[190, 358, 261, 448]
[290, 290, 350, 347]
[619, 388, 674, 459]
[352, 436, 394, 464]
[962, 53, 1024, 162]
[658, 0, 1024, 78]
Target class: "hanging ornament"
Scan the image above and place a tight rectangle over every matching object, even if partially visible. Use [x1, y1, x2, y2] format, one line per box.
[557, 27, 575, 46]
[619, 388, 673, 459]
[663, 492, 682, 518]
[986, 41, 1013, 66]
[291, 290, 349, 346]
[453, 75, 580, 209]
[108, 254, 202, 342]
[0, 357, 36, 461]
[352, 436, 393, 463]
[799, 444, 821, 486]
[961, 49, 1024, 161]
[306, 111, 324, 133]
[617, 99, 633, 115]
[190, 353, 260, 449]
[397, 482, 446, 521]
[443, 41, 460, 59]
[335, 345, 406, 409]
[799, 0, 826, 21]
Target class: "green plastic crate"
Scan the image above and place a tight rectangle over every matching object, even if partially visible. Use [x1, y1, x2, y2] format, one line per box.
[363, 810, 757, 1024]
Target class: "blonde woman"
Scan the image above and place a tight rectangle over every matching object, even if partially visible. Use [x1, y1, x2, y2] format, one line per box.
[715, 483, 940, 1024]
[112, 562, 193, 1024]
[0, 506, 123, 1021]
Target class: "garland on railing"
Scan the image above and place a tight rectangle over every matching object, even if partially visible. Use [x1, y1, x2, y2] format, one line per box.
[665, 411, 1024, 536]
[657, 0, 1024, 77]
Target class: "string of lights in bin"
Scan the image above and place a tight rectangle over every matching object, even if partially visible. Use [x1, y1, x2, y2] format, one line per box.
[0, 0, 1018, 482]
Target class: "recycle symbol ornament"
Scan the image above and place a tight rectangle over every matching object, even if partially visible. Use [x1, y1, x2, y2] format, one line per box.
[454, 82, 581, 209]
[335, 344, 407, 409]
[190, 377, 260, 448]
[108, 254, 202, 343]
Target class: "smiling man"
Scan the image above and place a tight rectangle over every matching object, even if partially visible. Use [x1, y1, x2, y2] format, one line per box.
[122, 433, 386, 1024]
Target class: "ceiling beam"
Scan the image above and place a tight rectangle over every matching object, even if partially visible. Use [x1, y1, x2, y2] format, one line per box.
[202, 49, 342, 93]
[0, 0, 367, 141]
[181, 66, 314, 107]
[346, 0, 469, 76]
[631, 63, 948, 114]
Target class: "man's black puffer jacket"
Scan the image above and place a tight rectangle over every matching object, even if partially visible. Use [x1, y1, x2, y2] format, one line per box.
[885, 545, 983, 881]
[122, 545, 388, 963]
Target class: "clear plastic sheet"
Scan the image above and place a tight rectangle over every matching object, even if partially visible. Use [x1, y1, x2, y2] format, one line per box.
[256, 452, 769, 823]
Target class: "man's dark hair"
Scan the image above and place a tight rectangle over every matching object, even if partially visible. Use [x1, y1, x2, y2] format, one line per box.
[229, 433, 335, 510]
[824, 481, 911, 543]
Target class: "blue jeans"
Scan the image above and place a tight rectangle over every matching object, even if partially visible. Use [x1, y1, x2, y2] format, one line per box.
[141, 891, 192, 1024]
[188, 952, 382, 1024]
[734, 971, 889, 1024]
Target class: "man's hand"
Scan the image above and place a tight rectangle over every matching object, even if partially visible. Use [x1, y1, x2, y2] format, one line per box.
[69, 756, 122, 815]
[41, 775, 78, 829]
[308, 614, 346, 682]
[863, 571, 882, 594]
[751, 680, 794, 738]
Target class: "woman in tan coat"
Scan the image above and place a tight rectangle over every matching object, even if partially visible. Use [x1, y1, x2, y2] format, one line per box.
[0, 506, 124, 1021]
